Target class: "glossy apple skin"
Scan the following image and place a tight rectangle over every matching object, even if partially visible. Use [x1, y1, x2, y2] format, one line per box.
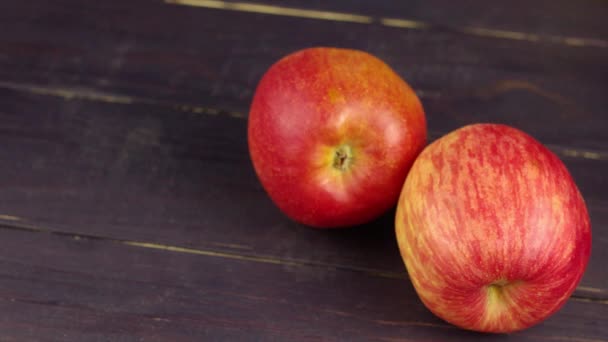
[396, 124, 591, 333]
[248, 47, 426, 228]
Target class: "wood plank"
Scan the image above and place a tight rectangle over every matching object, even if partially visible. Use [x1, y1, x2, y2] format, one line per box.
[0, 227, 606, 341]
[224, 0, 608, 39]
[0, 0, 607, 150]
[1, 1, 606, 340]
[0, 89, 606, 297]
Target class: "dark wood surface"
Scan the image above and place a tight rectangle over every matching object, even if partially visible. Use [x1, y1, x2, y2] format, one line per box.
[0, 1, 607, 341]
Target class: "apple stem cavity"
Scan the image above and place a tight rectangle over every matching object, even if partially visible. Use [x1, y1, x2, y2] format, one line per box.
[484, 279, 524, 319]
[332, 145, 353, 171]
[487, 282, 507, 302]
[486, 279, 516, 301]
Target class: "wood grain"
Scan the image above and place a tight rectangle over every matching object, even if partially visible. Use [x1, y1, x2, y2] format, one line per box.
[0, 228, 606, 341]
[219, 0, 608, 39]
[0, 0, 606, 340]
[0, 0, 607, 150]
[0, 89, 606, 297]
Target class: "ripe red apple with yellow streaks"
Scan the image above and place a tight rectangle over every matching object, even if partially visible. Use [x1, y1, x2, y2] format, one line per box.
[248, 47, 426, 228]
[396, 123, 591, 332]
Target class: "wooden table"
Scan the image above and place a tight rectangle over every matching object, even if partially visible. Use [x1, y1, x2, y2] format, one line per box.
[1, 1, 607, 341]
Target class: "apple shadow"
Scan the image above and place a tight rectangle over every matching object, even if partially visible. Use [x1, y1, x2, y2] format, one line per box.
[303, 209, 519, 340]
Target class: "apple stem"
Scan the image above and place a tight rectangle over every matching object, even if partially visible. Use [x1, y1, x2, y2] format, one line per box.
[333, 145, 352, 171]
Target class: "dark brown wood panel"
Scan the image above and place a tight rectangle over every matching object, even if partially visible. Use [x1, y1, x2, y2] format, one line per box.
[0, 89, 606, 296]
[0, 228, 606, 341]
[238, 0, 608, 39]
[1, 1, 606, 340]
[0, 0, 607, 150]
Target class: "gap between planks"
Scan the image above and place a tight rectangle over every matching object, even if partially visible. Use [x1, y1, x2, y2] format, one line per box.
[1, 81, 607, 162]
[164, 0, 608, 48]
[0, 219, 606, 304]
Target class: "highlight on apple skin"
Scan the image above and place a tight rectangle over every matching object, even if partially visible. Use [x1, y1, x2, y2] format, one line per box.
[395, 123, 591, 333]
[248, 47, 427, 228]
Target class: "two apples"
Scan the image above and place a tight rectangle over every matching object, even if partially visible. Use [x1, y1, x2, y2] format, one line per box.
[247, 47, 591, 333]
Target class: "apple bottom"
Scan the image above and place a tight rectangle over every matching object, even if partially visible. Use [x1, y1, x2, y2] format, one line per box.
[412, 273, 578, 333]
[396, 213, 584, 333]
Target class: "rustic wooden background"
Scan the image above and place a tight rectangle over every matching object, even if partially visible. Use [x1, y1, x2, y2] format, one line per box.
[0, 0, 606, 341]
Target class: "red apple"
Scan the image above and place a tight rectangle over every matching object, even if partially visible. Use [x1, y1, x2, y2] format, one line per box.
[395, 123, 591, 333]
[248, 47, 426, 228]
[395, 124, 591, 332]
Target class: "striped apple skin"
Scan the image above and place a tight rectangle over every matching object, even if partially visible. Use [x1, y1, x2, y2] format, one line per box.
[395, 123, 591, 333]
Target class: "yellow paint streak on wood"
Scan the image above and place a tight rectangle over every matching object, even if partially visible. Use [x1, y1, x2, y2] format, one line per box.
[577, 286, 607, 294]
[0, 215, 21, 221]
[571, 296, 608, 305]
[164, 0, 607, 48]
[122, 240, 404, 279]
[124, 241, 300, 266]
[560, 149, 606, 161]
[227, 111, 246, 118]
[0, 81, 245, 118]
[0, 220, 604, 302]
[0, 219, 608, 304]
[380, 18, 429, 29]
[0, 82, 135, 104]
[463, 27, 540, 42]
[462, 27, 608, 48]
[165, 0, 372, 23]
